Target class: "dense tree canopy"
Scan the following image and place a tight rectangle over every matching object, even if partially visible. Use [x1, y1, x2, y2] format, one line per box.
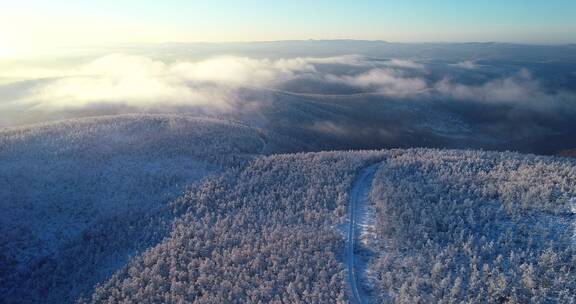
[368, 150, 576, 303]
[1, 115, 574, 304]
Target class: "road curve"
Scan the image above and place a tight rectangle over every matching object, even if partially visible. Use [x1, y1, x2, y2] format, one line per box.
[346, 164, 380, 304]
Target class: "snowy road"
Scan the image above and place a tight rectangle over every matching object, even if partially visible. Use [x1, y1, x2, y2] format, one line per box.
[346, 164, 380, 304]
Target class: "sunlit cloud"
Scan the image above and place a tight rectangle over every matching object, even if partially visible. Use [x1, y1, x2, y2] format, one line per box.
[3, 54, 408, 114]
[382, 59, 425, 70]
[451, 60, 479, 69]
[326, 68, 428, 97]
[0, 54, 376, 125]
[434, 69, 575, 106]
[1, 53, 575, 127]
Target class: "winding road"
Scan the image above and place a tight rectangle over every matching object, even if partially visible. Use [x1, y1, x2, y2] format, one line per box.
[346, 164, 380, 304]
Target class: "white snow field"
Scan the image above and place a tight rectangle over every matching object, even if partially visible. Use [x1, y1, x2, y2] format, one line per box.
[345, 163, 379, 304]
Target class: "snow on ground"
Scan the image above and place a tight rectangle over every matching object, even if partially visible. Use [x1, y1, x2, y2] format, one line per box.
[346, 163, 380, 304]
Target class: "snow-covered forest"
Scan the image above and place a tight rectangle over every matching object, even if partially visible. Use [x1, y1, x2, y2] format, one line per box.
[367, 150, 576, 303]
[1, 114, 575, 303]
[86, 152, 379, 303]
[48, 148, 576, 303]
[0, 114, 279, 303]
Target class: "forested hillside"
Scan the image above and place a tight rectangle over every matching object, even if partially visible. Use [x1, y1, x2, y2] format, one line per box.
[0, 114, 281, 303]
[368, 150, 576, 303]
[86, 151, 388, 303]
[1, 114, 575, 303]
[85, 149, 575, 304]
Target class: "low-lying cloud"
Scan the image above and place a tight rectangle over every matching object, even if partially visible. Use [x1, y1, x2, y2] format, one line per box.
[327, 68, 428, 97]
[451, 60, 478, 69]
[0, 53, 575, 127]
[435, 69, 576, 110]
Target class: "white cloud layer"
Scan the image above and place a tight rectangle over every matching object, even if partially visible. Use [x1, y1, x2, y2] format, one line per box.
[435, 69, 574, 107]
[451, 61, 478, 69]
[382, 59, 425, 70]
[0, 54, 574, 127]
[0, 55, 428, 113]
[326, 68, 428, 97]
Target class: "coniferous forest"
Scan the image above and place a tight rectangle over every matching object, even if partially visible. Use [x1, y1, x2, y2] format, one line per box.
[2, 117, 574, 303]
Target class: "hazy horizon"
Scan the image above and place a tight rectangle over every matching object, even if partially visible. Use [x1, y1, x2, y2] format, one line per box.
[2, 0, 576, 59]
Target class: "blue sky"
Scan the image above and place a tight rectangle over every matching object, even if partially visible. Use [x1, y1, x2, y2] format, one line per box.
[1, 0, 575, 57]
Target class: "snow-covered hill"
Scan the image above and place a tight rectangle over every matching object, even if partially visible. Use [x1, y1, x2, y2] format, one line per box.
[368, 150, 576, 303]
[1, 114, 575, 303]
[0, 114, 271, 303]
[86, 149, 575, 304]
